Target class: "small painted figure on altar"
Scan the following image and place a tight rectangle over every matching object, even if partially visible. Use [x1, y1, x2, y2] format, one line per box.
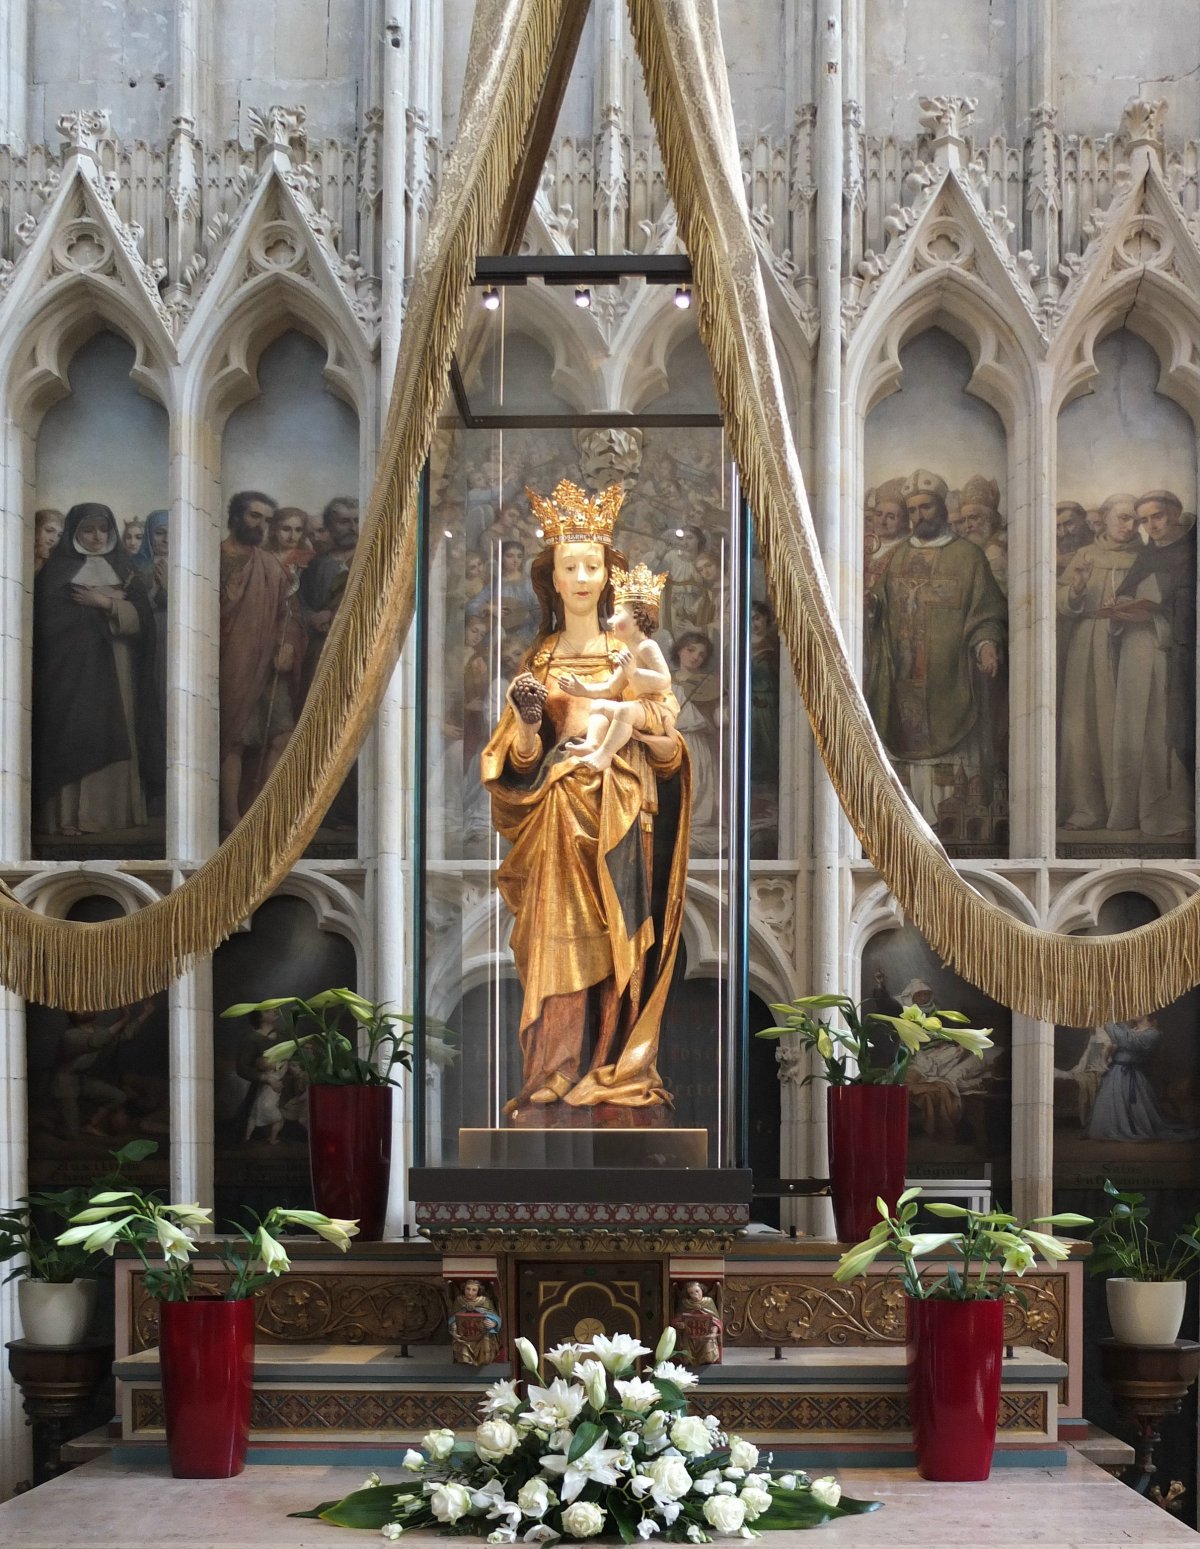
[481, 479, 692, 1121]
[448, 1278, 502, 1367]
[557, 564, 679, 771]
[672, 1279, 722, 1367]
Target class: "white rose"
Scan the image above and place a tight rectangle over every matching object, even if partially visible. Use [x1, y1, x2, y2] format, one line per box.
[422, 1427, 456, 1461]
[727, 1439, 759, 1472]
[722, 1467, 745, 1482]
[561, 1502, 605, 1539]
[381, 1525, 404, 1541]
[643, 1456, 693, 1504]
[776, 1474, 797, 1492]
[430, 1482, 473, 1524]
[810, 1477, 841, 1510]
[702, 1495, 747, 1535]
[739, 1486, 772, 1523]
[517, 1478, 554, 1519]
[716, 1481, 737, 1495]
[669, 1416, 712, 1457]
[476, 1418, 521, 1461]
[691, 1475, 717, 1497]
[401, 1450, 424, 1472]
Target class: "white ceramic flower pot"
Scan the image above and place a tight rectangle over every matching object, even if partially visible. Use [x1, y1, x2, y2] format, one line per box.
[17, 1278, 97, 1347]
[1106, 1278, 1187, 1346]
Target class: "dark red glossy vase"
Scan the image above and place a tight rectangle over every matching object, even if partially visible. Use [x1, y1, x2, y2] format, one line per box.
[159, 1297, 254, 1479]
[826, 1083, 909, 1242]
[308, 1083, 392, 1240]
[906, 1295, 1004, 1480]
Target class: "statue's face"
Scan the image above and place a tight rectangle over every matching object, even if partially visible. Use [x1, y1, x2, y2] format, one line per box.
[552, 541, 608, 618]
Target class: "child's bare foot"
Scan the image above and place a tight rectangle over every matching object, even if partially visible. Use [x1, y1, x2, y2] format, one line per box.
[580, 747, 614, 771]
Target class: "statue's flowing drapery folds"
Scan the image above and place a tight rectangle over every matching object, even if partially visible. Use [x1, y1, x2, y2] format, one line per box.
[483, 642, 692, 1110]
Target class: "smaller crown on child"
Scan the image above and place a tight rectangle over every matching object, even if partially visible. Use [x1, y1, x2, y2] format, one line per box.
[612, 562, 667, 608]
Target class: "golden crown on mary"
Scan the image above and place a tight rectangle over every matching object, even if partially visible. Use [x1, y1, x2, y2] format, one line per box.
[526, 478, 624, 545]
[612, 562, 667, 608]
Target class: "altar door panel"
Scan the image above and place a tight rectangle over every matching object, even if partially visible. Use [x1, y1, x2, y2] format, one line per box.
[517, 1258, 663, 1355]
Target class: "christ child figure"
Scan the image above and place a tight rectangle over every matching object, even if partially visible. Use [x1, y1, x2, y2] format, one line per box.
[559, 562, 680, 771]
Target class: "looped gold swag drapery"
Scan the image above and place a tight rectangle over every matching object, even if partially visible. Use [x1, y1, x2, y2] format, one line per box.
[3, 0, 1198, 1023]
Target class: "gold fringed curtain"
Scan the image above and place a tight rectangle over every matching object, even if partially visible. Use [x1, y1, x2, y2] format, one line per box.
[2, 0, 1199, 1026]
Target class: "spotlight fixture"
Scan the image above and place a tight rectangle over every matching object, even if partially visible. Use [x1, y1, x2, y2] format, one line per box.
[574, 285, 592, 309]
[674, 284, 692, 309]
[481, 285, 500, 311]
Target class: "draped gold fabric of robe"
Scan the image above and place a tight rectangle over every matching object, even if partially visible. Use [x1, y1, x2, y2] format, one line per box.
[481, 643, 692, 1108]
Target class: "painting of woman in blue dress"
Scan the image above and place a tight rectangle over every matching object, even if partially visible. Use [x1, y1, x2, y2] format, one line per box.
[1082, 1014, 1200, 1143]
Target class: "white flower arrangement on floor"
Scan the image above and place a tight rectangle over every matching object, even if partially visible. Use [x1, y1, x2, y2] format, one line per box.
[296, 1329, 880, 1541]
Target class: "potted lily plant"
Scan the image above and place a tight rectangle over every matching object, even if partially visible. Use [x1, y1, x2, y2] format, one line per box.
[757, 992, 993, 1241]
[0, 1139, 156, 1347]
[221, 988, 415, 1241]
[834, 1189, 1089, 1480]
[1088, 1179, 1200, 1346]
[57, 1184, 357, 1478]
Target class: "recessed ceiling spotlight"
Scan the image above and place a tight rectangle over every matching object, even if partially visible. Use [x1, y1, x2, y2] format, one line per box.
[674, 284, 692, 309]
[481, 285, 500, 311]
[574, 285, 592, 309]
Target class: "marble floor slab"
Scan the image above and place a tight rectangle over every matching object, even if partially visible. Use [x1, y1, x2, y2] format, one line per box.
[0, 1453, 1196, 1549]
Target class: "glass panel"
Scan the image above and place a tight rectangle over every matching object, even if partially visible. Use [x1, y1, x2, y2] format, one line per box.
[1056, 330, 1197, 858]
[863, 328, 1010, 858]
[419, 282, 746, 1175]
[861, 922, 1011, 1201]
[219, 331, 361, 855]
[212, 894, 357, 1228]
[1053, 891, 1200, 1187]
[32, 332, 169, 859]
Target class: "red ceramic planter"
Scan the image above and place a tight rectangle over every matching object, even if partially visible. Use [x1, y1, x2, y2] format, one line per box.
[159, 1297, 255, 1479]
[827, 1083, 909, 1243]
[906, 1295, 1005, 1481]
[308, 1083, 392, 1240]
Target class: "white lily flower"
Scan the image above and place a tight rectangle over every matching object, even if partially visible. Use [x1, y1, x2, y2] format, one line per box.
[57, 1216, 131, 1254]
[155, 1216, 198, 1264]
[165, 1203, 212, 1227]
[516, 1478, 555, 1519]
[654, 1326, 677, 1364]
[575, 1359, 608, 1410]
[361, 1472, 382, 1489]
[482, 1379, 523, 1416]
[620, 1430, 640, 1449]
[255, 1226, 290, 1275]
[637, 1519, 661, 1539]
[615, 1378, 661, 1413]
[523, 1526, 561, 1543]
[514, 1337, 540, 1373]
[630, 1475, 653, 1499]
[541, 1437, 627, 1503]
[522, 1378, 586, 1431]
[658, 1502, 682, 1526]
[1023, 1229, 1072, 1264]
[686, 1524, 706, 1544]
[545, 1343, 582, 1379]
[589, 1332, 652, 1374]
[654, 1360, 700, 1391]
[381, 1523, 404, 1540]
[488, 1530, 518, 1545]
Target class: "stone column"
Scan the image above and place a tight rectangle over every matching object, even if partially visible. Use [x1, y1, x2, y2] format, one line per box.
[594, 0, 628, 253]
[805, 4, 846, 1238]
[0, 0, 28, 150]
[0, 989, 31, 1496]
[170, 962, 213, 1210]
[0, 418, 31, 861]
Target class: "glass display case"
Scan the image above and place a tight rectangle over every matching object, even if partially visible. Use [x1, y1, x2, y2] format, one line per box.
[410, 258, 753, 1206]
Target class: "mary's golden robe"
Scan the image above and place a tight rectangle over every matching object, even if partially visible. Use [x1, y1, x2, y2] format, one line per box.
[481, 638, 692, 1109]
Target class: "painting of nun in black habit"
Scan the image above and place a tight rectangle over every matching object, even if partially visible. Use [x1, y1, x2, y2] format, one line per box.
[32, 503, 161, 854]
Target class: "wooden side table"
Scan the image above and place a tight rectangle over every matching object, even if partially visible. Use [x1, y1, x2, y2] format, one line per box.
[1097, 1337, 1200, 1500]
[6, 1339, 113, 1488]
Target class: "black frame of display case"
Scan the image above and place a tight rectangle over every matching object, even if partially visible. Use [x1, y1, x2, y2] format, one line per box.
[410, 253, 752, 1212]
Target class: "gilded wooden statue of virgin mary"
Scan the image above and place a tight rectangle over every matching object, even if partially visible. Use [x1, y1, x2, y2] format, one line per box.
[480, 479, 692, 1121]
